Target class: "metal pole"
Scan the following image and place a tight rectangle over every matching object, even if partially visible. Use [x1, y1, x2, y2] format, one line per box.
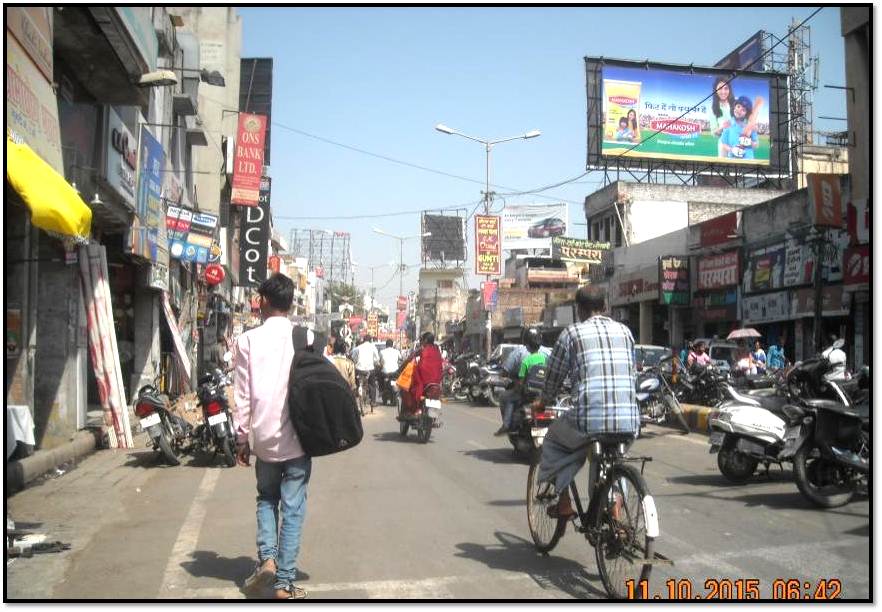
[484, 142, 493, 359]
[399, 238, 404, 347]
[812, 230, 824, 353]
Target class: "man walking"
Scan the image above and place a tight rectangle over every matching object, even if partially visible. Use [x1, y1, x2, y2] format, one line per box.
[234, 273, 310, 600]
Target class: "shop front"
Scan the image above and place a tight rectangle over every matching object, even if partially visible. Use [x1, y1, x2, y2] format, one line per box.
[610, 264, 661, 345]
[693, 250, 740, 340]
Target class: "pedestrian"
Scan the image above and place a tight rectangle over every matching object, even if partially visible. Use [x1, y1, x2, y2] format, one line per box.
[330, 337, 357, 393]
[234, 273, 310, 600]
[752, 340, 767, 374]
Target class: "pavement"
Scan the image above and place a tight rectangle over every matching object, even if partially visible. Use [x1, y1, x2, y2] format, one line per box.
[6, 399, 870, 600]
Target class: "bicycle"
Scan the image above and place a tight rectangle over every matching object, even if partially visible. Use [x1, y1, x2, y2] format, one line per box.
[356, 371, 373, 416]
[526, 434, 660, 599]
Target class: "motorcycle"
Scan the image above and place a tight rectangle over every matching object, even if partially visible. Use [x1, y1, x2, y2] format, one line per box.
[674, 363, 726, 406]
[441, 358, 457, 398]
[451, 353, 481, 402]
[508, 371, 571, 461]
[637, 355, 689, 434]
[133, 381, 191, 466]
[377, 368, 397, 406]
[479, 361, 512, 408]
[190, 365, 237, 467]
[779, 340, 869, 508]
[397, 383, 443, 443]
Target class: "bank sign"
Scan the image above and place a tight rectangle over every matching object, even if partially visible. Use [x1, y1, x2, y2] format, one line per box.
[238, 176, 271, 286]
[230, 113, 267, 206]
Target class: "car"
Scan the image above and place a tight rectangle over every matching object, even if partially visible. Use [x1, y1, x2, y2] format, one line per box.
[692, 338, 739, 374]
[634, 344, 672, 372]
[527, 217, 566, 238]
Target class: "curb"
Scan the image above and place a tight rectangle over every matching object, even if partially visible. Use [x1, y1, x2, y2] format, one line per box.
[680, 404, 713, 435]
[6, 429, 101, 495]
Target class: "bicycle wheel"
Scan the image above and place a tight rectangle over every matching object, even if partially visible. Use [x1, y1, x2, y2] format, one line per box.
[593, 463, 656, 599]
[526, 462, 566, 553]
[357, 383, 365, 417]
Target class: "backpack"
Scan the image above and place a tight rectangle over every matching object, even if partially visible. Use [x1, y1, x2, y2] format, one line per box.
[287, 328, 363, 457]
[523, 363, 548, 399]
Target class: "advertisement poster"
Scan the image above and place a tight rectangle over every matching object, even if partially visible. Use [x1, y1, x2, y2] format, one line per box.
[166, 205, 218, 264]
[843, 245, 870, 287]
[551, 236, 610, 264]
[230, 113, 267, 206]
[807, 173, 842, 228]
[659, 256, 690, 305]
[238, 176, 271, 286]
[481, 280, 498, 311]
[743, 243, 785, 294]
[601, 64, 771, 165]
[782, 242, 813, 287]
[104, 106, 137, 208]
[697, 250, 739, 290]
[741, 291, 790, 324]
[475, 215, 501, 276]
[501, 203, 568, 251]
[135, 126, 165, 262]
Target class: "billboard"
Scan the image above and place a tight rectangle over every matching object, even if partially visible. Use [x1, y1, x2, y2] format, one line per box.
[501, 203, 568, 251]
[659, 256, 689, 305]
[715, 31, 767, 72]
[422, 213, 465, 263]
[599, 64, 771, 165]
[231, 112, 267, 206]
[238, 176, 271, 286]
[474, 215, 501, 276]
[166, 206, 218, 264]
[551, 236, 610, 264]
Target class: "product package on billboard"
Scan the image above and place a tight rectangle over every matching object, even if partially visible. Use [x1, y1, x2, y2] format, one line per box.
[600, 64, 771, 165]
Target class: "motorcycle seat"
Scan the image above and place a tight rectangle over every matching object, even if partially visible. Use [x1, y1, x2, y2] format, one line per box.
[804, 398, 867, 420]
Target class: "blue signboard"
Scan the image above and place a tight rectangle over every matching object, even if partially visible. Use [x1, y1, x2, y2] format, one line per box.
[135, 127, 165, 262]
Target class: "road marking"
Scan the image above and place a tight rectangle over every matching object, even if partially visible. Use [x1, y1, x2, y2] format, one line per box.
[159, 468, 221, 597]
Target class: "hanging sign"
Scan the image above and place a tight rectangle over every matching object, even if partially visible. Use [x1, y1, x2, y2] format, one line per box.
[481, 280, 498, 311]
[658, 256, 689, 305]
[843, 245, 870, 287]
[238, 176, 271, 286]
[204, 264, 225, 285]
[230, 113, 267, 206]
[807, 173, 842, 228]
[697, 250, 739, 290]
[166, 206, 218, 264]
[475, 215, 501, 276]
[846, 198, 869, 245]
[551, 236, 610, 264]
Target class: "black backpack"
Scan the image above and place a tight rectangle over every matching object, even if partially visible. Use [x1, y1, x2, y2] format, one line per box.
[287, 328, 363, 457]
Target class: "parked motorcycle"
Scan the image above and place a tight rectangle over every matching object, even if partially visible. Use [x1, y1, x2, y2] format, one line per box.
[134, 382, 191, 466]
[780, 341, 869, 508]
[479, 361, 512, 408]
[441, 358, 457, 399]
[638, 357, 690, 434]
[674, 363, 726, 406]
[397, 383, 443, 443]
[451, 353, 481, 403]
[190, 365, 237, 467]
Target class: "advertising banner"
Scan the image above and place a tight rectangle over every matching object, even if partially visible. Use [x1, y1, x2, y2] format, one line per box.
[697, 250, 739, 291]
[658, 256, 689, 305]
[741, 291, 790, 324]
[481, 280, 498, 311]
[843, 245, 870, 287]
[104, 107, 137, 208]
[238, 176, 271, 286]
[807, 173, 842, 228]
[742, 243, 785, 294]
[166, 205, 218, 264]
[699, 212, 738, 247]
[600, 64, 771, 165]
[134, 126, 165, 262]
[782, 242, 813, 287]
[847, 198, 869, 245]
[715, 30, 767, 72]
[397, 296, 408, 311]
[230, 113, 267, 206]
[475, 215, 502, 276]
[501, 203, 568, 251]
[792, 286, 851, 318]
[551, 236, 610, 264]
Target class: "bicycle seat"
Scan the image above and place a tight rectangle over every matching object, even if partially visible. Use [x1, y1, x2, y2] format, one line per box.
[588, 433, 637, 448]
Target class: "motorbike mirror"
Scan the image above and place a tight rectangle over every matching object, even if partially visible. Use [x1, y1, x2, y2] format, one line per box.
[223, 351, 233, 364]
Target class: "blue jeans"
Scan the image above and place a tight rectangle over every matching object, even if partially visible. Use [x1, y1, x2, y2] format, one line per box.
[500, 388, 521, 431]
[255, 455, 312, 590]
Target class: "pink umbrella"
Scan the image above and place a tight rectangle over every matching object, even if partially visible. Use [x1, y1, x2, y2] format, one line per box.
[727, 328, 762, 340]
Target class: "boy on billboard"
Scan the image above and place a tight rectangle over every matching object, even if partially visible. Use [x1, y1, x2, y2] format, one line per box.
[720, 96, 763, 160]
[615, 117, 634, 142]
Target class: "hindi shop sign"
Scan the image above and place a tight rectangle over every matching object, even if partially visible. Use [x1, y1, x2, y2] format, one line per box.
[697, 250, 739, 291]
[551, 236, 610, 264]
[230, 113, 267, 206]
[238, 176, 271, 286]
[658, 256, 689, 305]
[475, 215, 501, 276]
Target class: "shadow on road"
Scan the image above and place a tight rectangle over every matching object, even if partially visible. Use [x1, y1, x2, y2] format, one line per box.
[179, 551, 313, 599]
[665, 470, 790, 488]
[372, 431, 430, 444]
[454, 530, 607, 599]
[843, 523, 870, 537]
[461, 447, 527, 465]
[123, 450, 172, 469]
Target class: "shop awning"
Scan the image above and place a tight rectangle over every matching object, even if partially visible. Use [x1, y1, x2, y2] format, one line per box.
[6, 136, 92, 240]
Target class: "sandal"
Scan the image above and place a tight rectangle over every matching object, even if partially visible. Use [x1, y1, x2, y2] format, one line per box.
[275, 585, 308, 600]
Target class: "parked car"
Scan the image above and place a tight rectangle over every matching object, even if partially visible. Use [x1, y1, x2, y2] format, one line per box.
[634, 344, 672, 372]
[693, 338, 739, 374]
[527, 217, 566, 238]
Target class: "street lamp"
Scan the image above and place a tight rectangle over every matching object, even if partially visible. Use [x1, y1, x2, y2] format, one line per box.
[373, 227, 431, 345]
[138, 67, 227, 88]
[434, 122, 541, 357]
[351, 260, 395, 316]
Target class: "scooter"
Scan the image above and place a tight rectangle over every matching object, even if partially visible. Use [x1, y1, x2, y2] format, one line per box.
[134, 381, 191, 466]
[190, 362, 237, 467]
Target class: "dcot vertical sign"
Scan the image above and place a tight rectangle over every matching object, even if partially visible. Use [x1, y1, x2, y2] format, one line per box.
[231, 113, 267, 206]
[239, 176, 271, 286]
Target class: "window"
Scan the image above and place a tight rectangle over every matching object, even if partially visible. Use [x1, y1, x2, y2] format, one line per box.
[604, 217, 611, 242]
[438, 280, 453, 289]
[615, 218, 622, 247]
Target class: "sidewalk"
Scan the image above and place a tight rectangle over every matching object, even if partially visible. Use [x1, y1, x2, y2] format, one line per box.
[6, 430, 102, 495]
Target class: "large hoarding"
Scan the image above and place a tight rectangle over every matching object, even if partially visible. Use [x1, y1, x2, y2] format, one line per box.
[501, 203, 568, 251]
[422, 213, 465, 264]
[715, 30, 767, 72]
[586, 58, 789, 174]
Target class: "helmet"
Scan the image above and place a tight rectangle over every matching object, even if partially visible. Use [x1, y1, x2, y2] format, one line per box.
[523, 327, 542, 350]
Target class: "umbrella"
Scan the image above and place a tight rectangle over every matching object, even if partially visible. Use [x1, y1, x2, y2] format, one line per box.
[727, 328, 762, 340]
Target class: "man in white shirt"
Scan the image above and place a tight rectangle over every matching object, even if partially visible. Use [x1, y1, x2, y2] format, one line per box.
[352, 335, 381, 407]
[822, 335, 848, 381]
[380, 339, 401, 375]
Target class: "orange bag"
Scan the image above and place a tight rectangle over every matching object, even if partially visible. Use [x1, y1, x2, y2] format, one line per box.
[396, 360, 415, 391]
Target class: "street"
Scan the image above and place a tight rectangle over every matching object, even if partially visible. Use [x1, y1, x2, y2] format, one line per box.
[7, 398, 869, 600]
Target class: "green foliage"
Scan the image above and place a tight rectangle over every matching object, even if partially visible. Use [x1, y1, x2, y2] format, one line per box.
[328, 281, 364, 312]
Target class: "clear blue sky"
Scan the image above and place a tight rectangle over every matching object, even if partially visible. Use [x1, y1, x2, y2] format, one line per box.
[239, 6, 847, 313]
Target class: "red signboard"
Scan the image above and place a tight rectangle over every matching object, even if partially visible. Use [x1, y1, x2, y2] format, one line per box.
[314, 266, 324, 279]
[230, 113, 267, 206]
[396, 310, 407, 330]
[481, 280, 498, 311]
[697, 250, 740, 290]
[268, 255, 280, 274]
[699, 212, 737, 247]
[807, 173, 842, 228]
[204, 264, 225, 285]
[846, 199, 869, 245]
[843, 245, 870, 286]
[475, 215, 501, 276]
[397, 296, 408, 311]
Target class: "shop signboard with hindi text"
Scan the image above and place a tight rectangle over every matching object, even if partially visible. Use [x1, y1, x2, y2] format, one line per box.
[697, 250, 739, 291]
[658, 256, 689, 305]
[230, 113, 267, 206]
[740, 291, 790, 325]
[551, 236, 610, 264]
[475, 215, 501, 276]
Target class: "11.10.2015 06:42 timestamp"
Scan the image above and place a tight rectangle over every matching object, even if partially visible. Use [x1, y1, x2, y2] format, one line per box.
[626, 578, 842, 599]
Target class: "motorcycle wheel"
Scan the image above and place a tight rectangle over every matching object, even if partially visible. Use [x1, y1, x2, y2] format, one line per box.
[468, 385, 484, 405]
[221, 436, 236, 468]
[793, 443, 856, 508]
[487, 387, 502, 408]
[717, 438, 757, 483]
[417, 415, 432, 443]
[157, 423, 180, 466]
[452, 380, 469, 402]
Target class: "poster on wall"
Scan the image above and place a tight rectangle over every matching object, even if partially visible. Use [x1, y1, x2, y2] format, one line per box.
[697, 250, 739, 290]
[782, 241, 814, 287]
[600, 63, 771, 165]
[230, 113, 267, 206]
[742, 243, 785, 294]
[740, 291, 790, 324]
[481, 280, 498, 311]
[658, 256, 689, 305]
[501, 203, 568, 251]
[135, 126, 165, 262]
[475, 215, 501, 275]
[238, 176, 271, 286]
[166, 206, 218, 264]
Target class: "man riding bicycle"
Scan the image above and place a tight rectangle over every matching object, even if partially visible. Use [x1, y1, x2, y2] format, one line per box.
[532, 288, 639, 519]
[352, 335, 381, 407]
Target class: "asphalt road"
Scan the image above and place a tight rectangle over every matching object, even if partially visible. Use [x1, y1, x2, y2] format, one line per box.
[6, 398, 870, 600]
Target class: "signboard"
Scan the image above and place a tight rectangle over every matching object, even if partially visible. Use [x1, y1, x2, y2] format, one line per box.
[843, 246, 870, 287]
[743, 243, 785, 294]
[396, 310, 407, 330]
[239, 176, 271, 286]
[599, 63, 771, 165]
[741, 291, 791, 324]
[551, 236, 610, 264]
[6, 7, 53, 82]
[268, 255, 280, 275]
[792, 286, 851, 318]
[204, 264, 225, 286]
[166, 206, 217, 264]
[397, 296, 408, 311]
[782, 241, 814, 287]
[367, 312, 379, 338]
[103, 106, 137, 207]
[808, 173, 842, 228]
[134, 126, 165, 262]
[475, 215, 502, 276]
[847, 198, 869, 245]
[697, 250, 740, 290]
[230, 113, 268, 206]
[699, 212, 738, 247]
[481, 280, 498, 311]
[715, 30, 767, 72]
[501, 203, 568, 251]
[148, 262, 168, 292]
[658, 256, 689, 305]
[611, 264, 659, 306]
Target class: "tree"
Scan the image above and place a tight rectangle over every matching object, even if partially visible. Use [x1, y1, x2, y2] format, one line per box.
[327, 281, 364, 313]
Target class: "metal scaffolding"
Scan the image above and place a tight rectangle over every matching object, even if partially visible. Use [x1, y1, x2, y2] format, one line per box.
[288, 229, 353, 285]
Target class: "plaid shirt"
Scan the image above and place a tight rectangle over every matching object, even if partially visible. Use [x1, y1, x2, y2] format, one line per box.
[541, 316, 639, 434]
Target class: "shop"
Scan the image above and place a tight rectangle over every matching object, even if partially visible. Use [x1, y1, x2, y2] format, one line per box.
[610, 264, 662, 345]
[692, 250, 740, 340]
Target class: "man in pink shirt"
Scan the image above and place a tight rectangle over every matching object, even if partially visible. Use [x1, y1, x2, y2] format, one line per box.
[235, 274, 310, 600]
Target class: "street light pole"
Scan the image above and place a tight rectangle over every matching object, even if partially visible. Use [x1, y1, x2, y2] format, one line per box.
[373, 227, 432, 347]
[435, 123, 541, 358]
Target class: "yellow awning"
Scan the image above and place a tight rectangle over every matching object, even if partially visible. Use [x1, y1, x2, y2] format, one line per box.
[6, 136, 92, 240]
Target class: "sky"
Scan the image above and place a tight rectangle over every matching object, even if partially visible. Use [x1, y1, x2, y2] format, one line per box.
[238, 5, 848, 315]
